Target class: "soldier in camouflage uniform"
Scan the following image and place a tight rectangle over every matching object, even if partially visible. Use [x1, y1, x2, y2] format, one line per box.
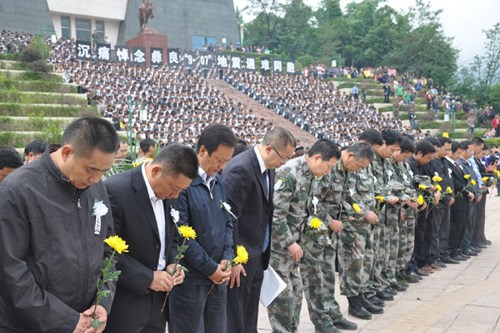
[267, 140, 356, 333]
[324, 142, 379, 320]
[363, 131, 401, 302]
[392, 137, 421, 284]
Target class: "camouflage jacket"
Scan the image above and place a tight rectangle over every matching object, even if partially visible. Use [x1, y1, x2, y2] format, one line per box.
[272, 156, 331, 251]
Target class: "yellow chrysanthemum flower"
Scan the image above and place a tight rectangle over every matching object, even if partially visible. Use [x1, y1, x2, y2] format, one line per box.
[432, 175, 443, 182]
[482, 177, 489, 182]
[418, 184, 428, 190]
[417, 195, 424, 206]
[442, 132, 449, 138]
[178, 225, 197, 240]
[104, 235, 129, 254]
[435, 184, 442, 192]
[446, 187, 453, 194]
[463, 174, 471, 180]
[471, 179, 477, 186]
[495, 170, 500, 177]
[309, 217, 323, 231]
[233, 245, 249, 265]
[352, 203, 361, 214]
[375, 195, 385, 202]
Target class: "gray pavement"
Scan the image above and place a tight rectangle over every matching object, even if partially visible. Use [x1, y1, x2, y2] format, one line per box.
[257, 192, 500, 333]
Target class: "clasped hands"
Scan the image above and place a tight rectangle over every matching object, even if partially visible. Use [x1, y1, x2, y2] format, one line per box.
[149, 264, 185, 292]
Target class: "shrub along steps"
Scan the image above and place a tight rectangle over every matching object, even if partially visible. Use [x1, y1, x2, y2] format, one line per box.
[0, 90, 87, 105]
[0, 80, 78, 93]
[0, 103, 94, 117]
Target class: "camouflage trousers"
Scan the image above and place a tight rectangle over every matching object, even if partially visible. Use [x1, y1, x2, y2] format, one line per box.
[397, 209, 416, 272]
[337, 220, 372, 297]
[365, 210, 390, 297]
[267, 249, 303, 333]
[381, 218, 399, 286]
[268, 235, 343, 333]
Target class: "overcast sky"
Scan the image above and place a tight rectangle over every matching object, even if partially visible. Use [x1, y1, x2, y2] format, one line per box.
[233, 0, 500, 65]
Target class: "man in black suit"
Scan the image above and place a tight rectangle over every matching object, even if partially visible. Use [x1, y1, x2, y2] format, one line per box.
[445, 141, 475, 260]
[105, 144, 199, 333]
[222, 127, 296, 333]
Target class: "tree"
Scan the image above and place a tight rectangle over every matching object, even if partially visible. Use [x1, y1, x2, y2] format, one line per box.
[481, 22, 500, 86]
[315, 0, 342, 26]
[278, 0, 315, 59]
[244, 0, 286, 50]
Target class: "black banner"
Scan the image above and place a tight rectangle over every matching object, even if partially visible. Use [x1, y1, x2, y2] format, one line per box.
[96, 43, 111, 62]
[199, 52, 212, 69]
[168, 48, 181, 67]
[115, 45, 130, 63]
[132, 47, 146, 65]
[246, 57, 256, 72]
[273, 59, 282, 73]
[184, 51, 196, 68]
[230, 56, 242, 70]
[260, 57, 271, 75]
[150, 47, 163, 67]
[286, 61, 295, 74]
[216, 53, 229, 69]
[75, 40, 92, 61]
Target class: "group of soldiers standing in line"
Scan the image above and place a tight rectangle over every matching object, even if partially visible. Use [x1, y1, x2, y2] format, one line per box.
[266, 129, 492, 333]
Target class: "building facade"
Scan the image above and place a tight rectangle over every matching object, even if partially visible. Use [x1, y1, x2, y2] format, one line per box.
[0, 0, 239, 49]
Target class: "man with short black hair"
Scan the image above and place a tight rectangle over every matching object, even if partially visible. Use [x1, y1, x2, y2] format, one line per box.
[23, 140, 48, 164]
[0, 117, 119, 332]
[169, 124, 237, 333]
[223, 127, 296, 333]
[0, 147, 23, 182]
[105, 143, 199, 333]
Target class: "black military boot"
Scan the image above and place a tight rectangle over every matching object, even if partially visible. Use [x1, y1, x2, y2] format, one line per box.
[347, 295, 372, 320]
[376, 290, 394, 301]
[367, 294, 385, 307]
[359, 293, 384, 314]
[333, 318, 358, 331]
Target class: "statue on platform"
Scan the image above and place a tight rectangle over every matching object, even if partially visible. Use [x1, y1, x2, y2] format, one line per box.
[139, 0, 154, 31]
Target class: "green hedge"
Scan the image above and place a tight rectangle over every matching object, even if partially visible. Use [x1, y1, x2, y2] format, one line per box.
[0, 116, 71, 131]
[378, 105, 428, 112]
[0, 90, 86, 105]
[0, 103, 96, 117]
[366, 97, 426, 104]
[0, 53, 19, 61]
[0, 70, 63, 82]
[0, 80, 77, 93]
[0, 131, 63, 147]
[485, 138, 500, 147]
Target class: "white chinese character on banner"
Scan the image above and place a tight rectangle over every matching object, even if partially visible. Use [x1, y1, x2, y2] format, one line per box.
[97, 45, 110, 61]
[261, 59, 270, 71]
[273, 60, 282, 72]
[231, 57, 241, 69]
[217, 55, 228, 68]
[77, 44, 91, 58]
[169, 51, 179, 64]
[151, 50, 162, 64]
[246, 58, 256, 70]
[134, 49, 146, 63]
[287, 61, 295, 73]
[116, 48, 129, 62]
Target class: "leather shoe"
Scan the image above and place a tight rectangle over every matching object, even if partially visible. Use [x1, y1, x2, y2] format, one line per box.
[406, 272, 421, 283]
[391, 283, 407, 292]
[433, 261, 447, 268]
[430, 264, 442, 271]
[473, 243, 487, 249]
[463, 249, 478, 256]
[376, 291, 394, 301]
[441, 256, 460, 264]
[481, 240, 492, 245]
[334, 318, 358, 330]
[348, 305, 372, 320]
[367, 295, 385, 307]
[469, 246, 482, 253]
[451, 254, 467, 261]
[414, 268, 429, 276]
[385, 287, 398, 295]
[360, 294, 384, 314]
[420, 265, 436, 273]
[315, 325, 341, 333]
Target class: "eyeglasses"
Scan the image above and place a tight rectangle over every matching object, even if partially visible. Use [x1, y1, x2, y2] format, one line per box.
[271, 145, 290, 162]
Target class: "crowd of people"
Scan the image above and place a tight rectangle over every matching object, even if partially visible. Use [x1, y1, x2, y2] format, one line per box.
[1, 119, 498, 333]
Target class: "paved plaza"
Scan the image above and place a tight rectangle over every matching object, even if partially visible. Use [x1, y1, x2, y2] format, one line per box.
[257, 193, 500, 333]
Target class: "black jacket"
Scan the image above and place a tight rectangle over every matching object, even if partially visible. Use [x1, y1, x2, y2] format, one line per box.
[0, 152, 115, 332]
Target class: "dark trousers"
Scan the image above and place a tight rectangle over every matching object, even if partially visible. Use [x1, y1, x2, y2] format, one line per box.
[472, 194, 487, 245]
[414, 211, 429, 267]
[439, 207, 451, 256]
[169, 283, 227, 333]
[106, 289, 168, 333]
[227, 254, 264, 333]
[460, 202, 476, 250]
[426, 207, 444, 263]
[449, 209, 467, 255]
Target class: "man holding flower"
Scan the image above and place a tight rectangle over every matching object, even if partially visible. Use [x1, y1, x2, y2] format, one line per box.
[0, 117, 119, 332]
[105, 144, 198, 333]
[168, 124, 236, 333]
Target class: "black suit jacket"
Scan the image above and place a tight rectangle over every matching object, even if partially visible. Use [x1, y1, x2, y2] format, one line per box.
[104, 167, 178, 329]
[222, 147, 275, 269]
[444, 158, 470, 212]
